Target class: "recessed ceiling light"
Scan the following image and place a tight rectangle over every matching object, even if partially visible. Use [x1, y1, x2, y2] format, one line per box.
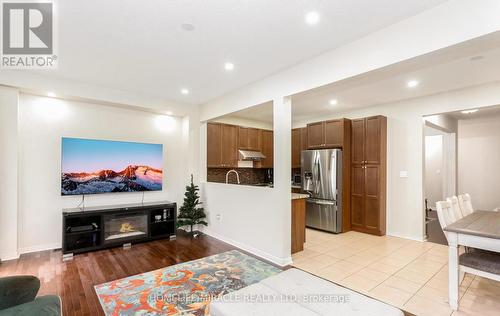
[181, 23, 195, 31]
[305, 11, 320, 25]
[461, 109, 479, 114]
[407, 80, 419, 88]
[329, 99, 338, 106]
[224, 62, 235, 71]
[181, 88, 189, 95]
[47, 92, 56, 97]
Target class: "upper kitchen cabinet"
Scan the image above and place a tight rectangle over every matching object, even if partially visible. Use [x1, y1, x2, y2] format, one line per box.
[307, 119, 350, 149]
[258, 129, 273, 169]
[292, 128, 301, 168]
[291, 128, 308, 169]
[207, 122, 222, 168]
[238, 127, 261, 151]
[206, 122, 238, 168]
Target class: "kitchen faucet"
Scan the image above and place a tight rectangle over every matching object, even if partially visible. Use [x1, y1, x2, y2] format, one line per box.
[225, 170, 240, 184]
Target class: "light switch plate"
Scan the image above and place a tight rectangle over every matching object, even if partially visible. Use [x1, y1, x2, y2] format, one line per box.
[399, 171, 408, 178]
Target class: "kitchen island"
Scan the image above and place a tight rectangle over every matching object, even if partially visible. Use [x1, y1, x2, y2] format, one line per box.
[291, 193, 308, 253]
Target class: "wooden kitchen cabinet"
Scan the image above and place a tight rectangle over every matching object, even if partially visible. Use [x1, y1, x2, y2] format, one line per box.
[307, 121, 324, 148]
[292, 128, 308, 168]
[221, 124, 238, 167]
[207, 122, 222, 168]
[238, 127, 260, 151]
[257, 129, 273, 168]
[300, 127, 308, 152]
[292, 128, 301, 168]
[307, 119, 348, 149]
[291, 198, 306, 253]
[350, 115, 387, 236]
[207, 122, 238, 168]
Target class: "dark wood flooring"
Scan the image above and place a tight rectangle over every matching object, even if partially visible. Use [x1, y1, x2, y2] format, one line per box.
[0, 230, 237, 315]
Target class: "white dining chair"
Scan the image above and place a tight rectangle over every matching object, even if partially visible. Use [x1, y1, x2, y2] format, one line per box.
[436, 201, 500, 294]
[447, 196, 464, 221]
[458, 194, 474, 216]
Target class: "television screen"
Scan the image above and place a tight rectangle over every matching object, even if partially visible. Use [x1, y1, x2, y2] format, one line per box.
[61, 138, 163, 195]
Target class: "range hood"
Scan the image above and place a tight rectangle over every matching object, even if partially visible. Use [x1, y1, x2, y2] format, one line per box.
[239, 150, 266, 161]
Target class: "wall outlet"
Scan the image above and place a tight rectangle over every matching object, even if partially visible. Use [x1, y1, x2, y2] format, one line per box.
[216, 214, 222, 221]
[399, 171, 408, 178]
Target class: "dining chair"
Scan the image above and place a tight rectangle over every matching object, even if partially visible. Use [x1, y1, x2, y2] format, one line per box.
[436, 201, 456, 242]
[458, 194, 474, 216]
[447, 196, 464, 221]
[436, 201, 500, 294]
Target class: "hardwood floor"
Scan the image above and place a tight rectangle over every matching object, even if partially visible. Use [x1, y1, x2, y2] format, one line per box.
[0, 230, 237, 316]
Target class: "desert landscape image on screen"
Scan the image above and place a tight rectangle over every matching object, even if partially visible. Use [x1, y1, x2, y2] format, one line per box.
[61, 138, 163, 195]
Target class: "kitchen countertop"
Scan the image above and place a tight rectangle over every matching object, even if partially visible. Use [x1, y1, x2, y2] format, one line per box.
[292, 193, 309, 200]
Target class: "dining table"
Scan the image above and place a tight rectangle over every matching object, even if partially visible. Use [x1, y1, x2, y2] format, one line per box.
[443, 210, 500, 310]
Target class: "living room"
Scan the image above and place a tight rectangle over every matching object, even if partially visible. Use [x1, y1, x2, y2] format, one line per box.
[1, 1, 500, 316]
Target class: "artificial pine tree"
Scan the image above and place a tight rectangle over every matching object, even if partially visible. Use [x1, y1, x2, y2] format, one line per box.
[177, 175, 208, 236]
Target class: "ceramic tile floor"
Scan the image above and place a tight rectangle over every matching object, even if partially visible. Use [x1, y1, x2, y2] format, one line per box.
[292, 229, 500, 316]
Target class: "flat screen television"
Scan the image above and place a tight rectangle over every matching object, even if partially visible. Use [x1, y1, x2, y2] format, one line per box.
[61, 138, 163, 195]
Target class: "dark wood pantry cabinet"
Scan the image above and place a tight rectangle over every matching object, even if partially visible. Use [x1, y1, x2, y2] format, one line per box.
[350, 116, 387, 236]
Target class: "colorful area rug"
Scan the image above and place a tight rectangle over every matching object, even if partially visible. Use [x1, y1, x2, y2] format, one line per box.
[95, 250, 281, 315]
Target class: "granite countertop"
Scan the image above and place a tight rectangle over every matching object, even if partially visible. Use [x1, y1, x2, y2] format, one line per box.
[292, 193, 309, 200]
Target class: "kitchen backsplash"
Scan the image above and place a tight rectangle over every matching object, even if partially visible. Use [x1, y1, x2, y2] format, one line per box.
[207, 168, 271, 185]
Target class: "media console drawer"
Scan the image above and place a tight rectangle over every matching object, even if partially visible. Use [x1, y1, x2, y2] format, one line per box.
[62, 201, 176, 255]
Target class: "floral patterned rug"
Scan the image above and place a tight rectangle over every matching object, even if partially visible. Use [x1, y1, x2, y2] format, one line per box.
[94, 250, 281, 315]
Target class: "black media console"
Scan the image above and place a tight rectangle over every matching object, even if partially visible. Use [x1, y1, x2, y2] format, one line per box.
[62, 201, 176, 258]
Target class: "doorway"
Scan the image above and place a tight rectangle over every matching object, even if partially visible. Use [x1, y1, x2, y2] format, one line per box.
[423, 123, 456, 244]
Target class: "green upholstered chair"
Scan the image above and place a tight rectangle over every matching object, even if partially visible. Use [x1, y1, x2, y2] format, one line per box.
[0, 276, 61, 316]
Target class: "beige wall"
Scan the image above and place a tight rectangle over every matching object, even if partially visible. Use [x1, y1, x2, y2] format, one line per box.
[458, 113, 500, 210]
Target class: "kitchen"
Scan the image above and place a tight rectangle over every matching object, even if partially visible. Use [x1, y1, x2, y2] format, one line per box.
[206, 100, 387, 255]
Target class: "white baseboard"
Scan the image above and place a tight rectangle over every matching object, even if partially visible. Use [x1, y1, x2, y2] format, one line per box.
[18, 243, 61, 256]
[387, 231, 425, 242]
[203, 229, 292, 267]
[0, 251, 19, 261]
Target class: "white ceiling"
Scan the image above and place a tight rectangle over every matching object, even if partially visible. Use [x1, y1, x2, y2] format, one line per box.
[290, 32, 500, 123]
[28, 0, 448, 105]
[222, 32, 500, 124]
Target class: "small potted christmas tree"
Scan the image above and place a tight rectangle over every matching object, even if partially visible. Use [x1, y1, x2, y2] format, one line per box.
[177, 175, 208, 237]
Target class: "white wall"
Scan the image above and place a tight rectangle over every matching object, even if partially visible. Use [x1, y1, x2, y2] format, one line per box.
[424, 135, 444, 207]
[458, 113, 500, 210]
[293, 81, 500, 241]
[0, 87, 19, 260]
[212, 116, 273, 130]
[200, 98, 292, 266]
[16, 94, 189, 253]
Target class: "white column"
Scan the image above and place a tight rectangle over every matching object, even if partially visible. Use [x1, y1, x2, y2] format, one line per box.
[448, 231, 460, 310]
[273, 96, 292, 260]
[0, 87, 19, 261]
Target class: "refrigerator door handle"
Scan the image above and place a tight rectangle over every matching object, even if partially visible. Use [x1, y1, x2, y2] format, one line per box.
[306, 198, 336, 206]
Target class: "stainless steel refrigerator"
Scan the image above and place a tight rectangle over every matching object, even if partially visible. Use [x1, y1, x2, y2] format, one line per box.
[301, 149, 343, 233]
